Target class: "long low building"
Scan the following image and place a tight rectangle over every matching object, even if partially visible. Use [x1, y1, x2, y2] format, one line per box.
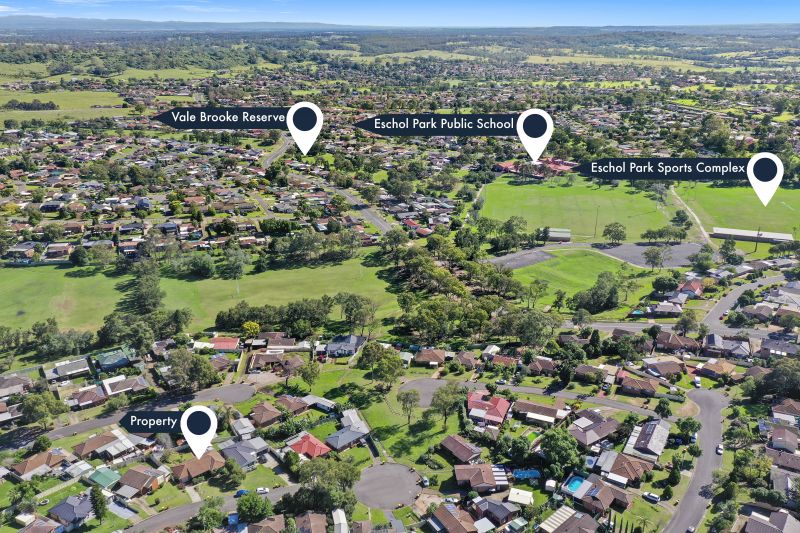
[711, 227, 794, 244]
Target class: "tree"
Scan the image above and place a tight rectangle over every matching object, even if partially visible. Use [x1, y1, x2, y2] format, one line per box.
[222, 246, 251, 279]
[283, 518, 300, 533]
[553, 289, 566, 312]
[186, 253, 216, 278]
[661, 485, 673, 501]
[31, 435, 52, 453]
[299, 360, 321, 390]
[237, 491, 273, 524]
[525, 279, 549, 308]
[381, 227, 410, 266]
[676, 417, 701, 439]
[655, 397, 672, 418]
[169, 348, 220, 392]
[9, 481, 37, 513]
[430, 382, 464, 429]
[602, 222, 626, 245]
[190, 496, 225, 532]
[21, 392, 68, 429]
[643, 246, 666, 271]
[539, 427, 582, 480]
[242, 321, 260, 339]
[91, 485, 108, 523]
[675, 310, 698, 336]
[219, 458, 245, 486]
[724, 426, 754, 459]
[69, 246, 89, 266]
[397, 389, 420, 425]
[572, 308, 593, 328]
[373, 354, 404, 391]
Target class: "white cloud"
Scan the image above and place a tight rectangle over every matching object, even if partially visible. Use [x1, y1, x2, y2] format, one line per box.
[0, 5, 19, 11]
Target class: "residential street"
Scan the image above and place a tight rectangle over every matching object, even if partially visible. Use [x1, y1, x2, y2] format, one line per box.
[663, 389, 730, 533]
[701, 274, 785, 335]
[124, 484, 299, 532]
[0, 383, 255, 451]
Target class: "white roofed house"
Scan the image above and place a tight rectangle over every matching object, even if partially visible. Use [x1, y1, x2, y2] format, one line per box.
[624, 420, 671, 463]
[231, 417, 256, 440]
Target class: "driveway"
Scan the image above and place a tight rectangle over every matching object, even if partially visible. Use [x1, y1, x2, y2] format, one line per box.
[354, 463, 421, 509]
[125, 484, 298, 532]
[663, 389, 729, 533]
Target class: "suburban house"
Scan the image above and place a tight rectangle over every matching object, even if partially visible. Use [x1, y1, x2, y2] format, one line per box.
[642, 356, 685, 379]
[618, 374, 659, 397]
[249, 350, 285, 372]
[171, 450, 226, 484]
[48, 492, 95, 532]
[563, 473, 632, 515]
[593, 450, 653, 487]
[574, 364, 606, 384]
[87, 466, 121, 489]
[248, 514, 286, 533]
[210, 336, 240, 353]
[249, 402, 282, 428]
[470, 496, 520, 526]
[73, 429, 150, 461]
[0, 401, 23, 424]
[538, 506, 599, 533]
[761, 339, 800, 359]
[11, 449, 73, 481]
[440, 434, 483, 464]
[655, 331, 700, 353]
[18, 516, 62, 533]
[115, 464, 169, 499]
[428, 504, 478, 533]
[454, 464, 509, 493]
[66, 385, 107, 410]
[772, 427, 799, 453]
[415, 348, 447, 367]
[697, 359, 737, 380]
[43, 357, 92, 382]
[0, 373, 32, 398]
[326, 409, 370, 451]
[286, 432, 331, 459]
[326, 335, 366, 357]
[511, 400, 569, 426]
[295, 511, 328, 533]
[232, 417, 257, 440]
[466, 392, 511, 427]
[219, 437, 270, 470]
[277, 395, 309, 416]
[773, 399, 800, 425]
[704, 334, 751, 359]
[568, 409, 621, 448]
[455, 351, 480, 371]
[93, 346, 138, 372]
[624, 420, 671, 463]
[744, 510, 800, 533]
[528, 356, 557, 376]
[101, 374, 149, 396]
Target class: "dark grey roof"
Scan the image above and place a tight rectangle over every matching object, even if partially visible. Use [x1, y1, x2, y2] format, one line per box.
[49, 492, 93, 524]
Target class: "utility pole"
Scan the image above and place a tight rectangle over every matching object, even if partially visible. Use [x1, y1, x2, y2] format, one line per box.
[754, 226, 761, 254]
[594, 206, 600, 238]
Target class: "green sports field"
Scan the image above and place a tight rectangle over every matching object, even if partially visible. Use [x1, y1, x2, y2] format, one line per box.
[675, 182, 800, 236]
[0, 255, 398, 332]
[480, 176, 679, 242]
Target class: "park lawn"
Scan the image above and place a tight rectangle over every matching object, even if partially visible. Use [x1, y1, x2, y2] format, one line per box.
[676, 182, 800, 236]
[145, 481, 191, 511]
[481, 176, 677, 242]
[513, 250, 659, 319]
[161, 254, 398, 331]
[0, 253, 399, 333]
[0, 61, 49, 80]
[0, 266, 124, 331]
[0, 89, 128, 120]
[111, 67, 216, 79]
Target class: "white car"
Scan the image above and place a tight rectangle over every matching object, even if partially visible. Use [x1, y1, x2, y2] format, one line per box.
[256, 487, 270, 494]
[444, 497, 458, 503]
[642, 492, 660, 504]
[716, 443, 724, 455]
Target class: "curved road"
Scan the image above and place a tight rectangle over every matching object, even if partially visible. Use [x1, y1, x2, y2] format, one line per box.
[663, 389, 729, 533]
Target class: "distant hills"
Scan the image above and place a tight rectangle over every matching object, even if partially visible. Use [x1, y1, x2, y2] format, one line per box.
[0, 15, 798, 35]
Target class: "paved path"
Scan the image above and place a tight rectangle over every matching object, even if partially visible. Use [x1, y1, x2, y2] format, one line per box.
[125, 484, 298, 532]
[663, 389, 729, 533]
[0, 383, 254, 451]
[354, 463, 421, 509]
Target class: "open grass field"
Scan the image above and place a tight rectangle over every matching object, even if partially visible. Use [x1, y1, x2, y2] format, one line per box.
[525, 54, 708, 71]
[513, 249, 659, 319]
[111, 67, 216, 79]
[0, 254, 398, 333]
[675, 182, 800, 236]
[0, 88, 127, 120]
[481, 176, 677, 242]
[0, 61, 49, 80]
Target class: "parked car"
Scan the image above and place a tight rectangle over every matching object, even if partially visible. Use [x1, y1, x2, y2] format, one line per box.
[694, 377, 702, 388]
[642, 492, 661, 504]
[496, 379, 507, 385]
[421, 476, 430, 487]
[256, 487, 269, 494]
[690, 432, 698, 443]
[716, 443, 724, 455]
[235, 489, 250, 498]
[444, 497, 458, 503]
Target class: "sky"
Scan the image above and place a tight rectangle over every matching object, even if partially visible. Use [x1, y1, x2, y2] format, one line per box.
[1, 0, 799, 27]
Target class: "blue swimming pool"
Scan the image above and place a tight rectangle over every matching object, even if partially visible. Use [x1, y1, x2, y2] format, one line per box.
[564, 475, 586, 493]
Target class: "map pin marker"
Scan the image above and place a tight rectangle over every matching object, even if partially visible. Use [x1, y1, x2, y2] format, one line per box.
[747, 152, 784, 207]
[287, 101, 323, 155]
[180, 405, 217, 459]
[517, 109, 553, 164]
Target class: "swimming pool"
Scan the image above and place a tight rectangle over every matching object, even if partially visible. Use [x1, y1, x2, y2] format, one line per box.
[564, 475, 586, 493]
